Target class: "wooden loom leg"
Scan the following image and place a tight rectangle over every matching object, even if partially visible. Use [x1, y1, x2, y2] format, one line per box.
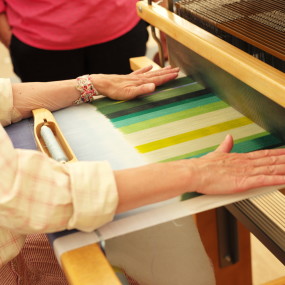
[195, 209, 252, 285]
[61, 244, 121, 285]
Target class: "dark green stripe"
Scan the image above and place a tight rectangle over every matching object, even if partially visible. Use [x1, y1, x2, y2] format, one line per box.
[93, 82, 206, 116]
[159, 133, 283, 162]
[105, 88, 210, 119]
[111, 93, 219, 127]
[92, 76, 195, 109]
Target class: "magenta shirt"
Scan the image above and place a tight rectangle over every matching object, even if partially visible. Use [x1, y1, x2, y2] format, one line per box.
[0, 0, 140, 50]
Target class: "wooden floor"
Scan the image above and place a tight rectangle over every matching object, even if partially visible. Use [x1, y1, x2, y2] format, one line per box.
[1, 31, 284, 285]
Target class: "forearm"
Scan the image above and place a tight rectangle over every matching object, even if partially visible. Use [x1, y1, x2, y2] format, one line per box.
[0, 12, 11, 48]
[12, 66, 179, 119]
[12, 79, 80, 118]
[114, 161, 191, 213]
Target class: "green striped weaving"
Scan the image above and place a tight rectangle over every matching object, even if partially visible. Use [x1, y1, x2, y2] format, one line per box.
[91, 77, 282, 163]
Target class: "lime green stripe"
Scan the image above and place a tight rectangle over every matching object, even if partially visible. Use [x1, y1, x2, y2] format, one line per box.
[136, 117, 252, 153]
[93, 83, 205, 115]
[120, 101, 228, 134]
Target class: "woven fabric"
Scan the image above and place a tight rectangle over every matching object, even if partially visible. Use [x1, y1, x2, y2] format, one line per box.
[92, 76, 283, 283]
[92, 77, 283, 163]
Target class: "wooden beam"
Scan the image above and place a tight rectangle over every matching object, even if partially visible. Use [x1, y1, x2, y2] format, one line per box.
[136, 1, 285, 107]
[262, 277, 285, 285]
[130, 56, 161, 71]
[61, 244, 121, 285]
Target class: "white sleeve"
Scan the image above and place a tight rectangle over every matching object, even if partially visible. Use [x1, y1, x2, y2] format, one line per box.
[0, 78, 22, 126]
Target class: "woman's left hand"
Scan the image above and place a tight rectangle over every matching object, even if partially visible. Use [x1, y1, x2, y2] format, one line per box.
[90, 65, 179, 101]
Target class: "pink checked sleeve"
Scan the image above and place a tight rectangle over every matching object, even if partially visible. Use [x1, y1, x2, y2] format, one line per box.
[0, 78, 118, 265]
[0, 126, 118, 265]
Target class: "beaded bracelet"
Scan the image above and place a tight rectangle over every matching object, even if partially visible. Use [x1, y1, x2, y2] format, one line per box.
[73, 75, 99, 105]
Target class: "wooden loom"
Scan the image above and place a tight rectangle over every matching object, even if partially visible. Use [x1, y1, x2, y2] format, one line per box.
[134, 0, 285, 284]
[27, 1, 285, 283]
[30, 76, 285, 284]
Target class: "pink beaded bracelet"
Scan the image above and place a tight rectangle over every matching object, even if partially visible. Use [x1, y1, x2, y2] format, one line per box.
[73, 75, 99, 105]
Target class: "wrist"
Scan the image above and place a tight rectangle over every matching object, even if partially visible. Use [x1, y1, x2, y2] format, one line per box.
[89, 74, 111, 97]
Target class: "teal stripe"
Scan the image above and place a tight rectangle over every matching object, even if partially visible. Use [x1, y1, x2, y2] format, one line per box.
[119, 100, 229, 134]
[159, 133, 283, 162]
[231, 134, 283, 153]
[111, 93, 219, 127]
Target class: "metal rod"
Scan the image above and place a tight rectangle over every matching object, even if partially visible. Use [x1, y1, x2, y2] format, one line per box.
[168, 0, 174, 12]
[146, 0, 165, 67]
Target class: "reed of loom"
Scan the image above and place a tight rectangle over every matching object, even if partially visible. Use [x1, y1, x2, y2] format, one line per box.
[176, 0, 285, 72]
[168, 0, 285, 159]
[32, 108, 122, 285]
[135, 0, 285, 284]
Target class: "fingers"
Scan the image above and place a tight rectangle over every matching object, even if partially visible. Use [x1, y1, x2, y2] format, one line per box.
[130, 65, 175, 76]
[131, 66, 179, 87]
[145, 66, 179, 79]
[237, 174, 285, 193]
[126, 83, 156, 99]
[151, 72, 179, 87]
[250, 164, 285, 177]
[131, 65, 153, 75]
[129, 66, 179, 95]
[246, 147, 285, 160]
[249, 153, 285, 169]
[142, 67, 179, 87]
[214, 134, 233, 153]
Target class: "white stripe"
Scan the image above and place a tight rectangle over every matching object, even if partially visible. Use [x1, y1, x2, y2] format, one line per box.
[142, 124, 266, 162]
[53, 104, 147, 170]
[124, 107, 243, 145]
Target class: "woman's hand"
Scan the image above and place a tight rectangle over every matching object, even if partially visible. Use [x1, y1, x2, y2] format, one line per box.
[90, 65, 179, 101]
[188, 135, 285, 195]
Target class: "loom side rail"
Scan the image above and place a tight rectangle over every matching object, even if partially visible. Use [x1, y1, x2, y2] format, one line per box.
[136, 1, 285, 107]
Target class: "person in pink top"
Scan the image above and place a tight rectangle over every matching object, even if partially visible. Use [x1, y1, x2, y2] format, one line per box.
[0, 0, 149, 81]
